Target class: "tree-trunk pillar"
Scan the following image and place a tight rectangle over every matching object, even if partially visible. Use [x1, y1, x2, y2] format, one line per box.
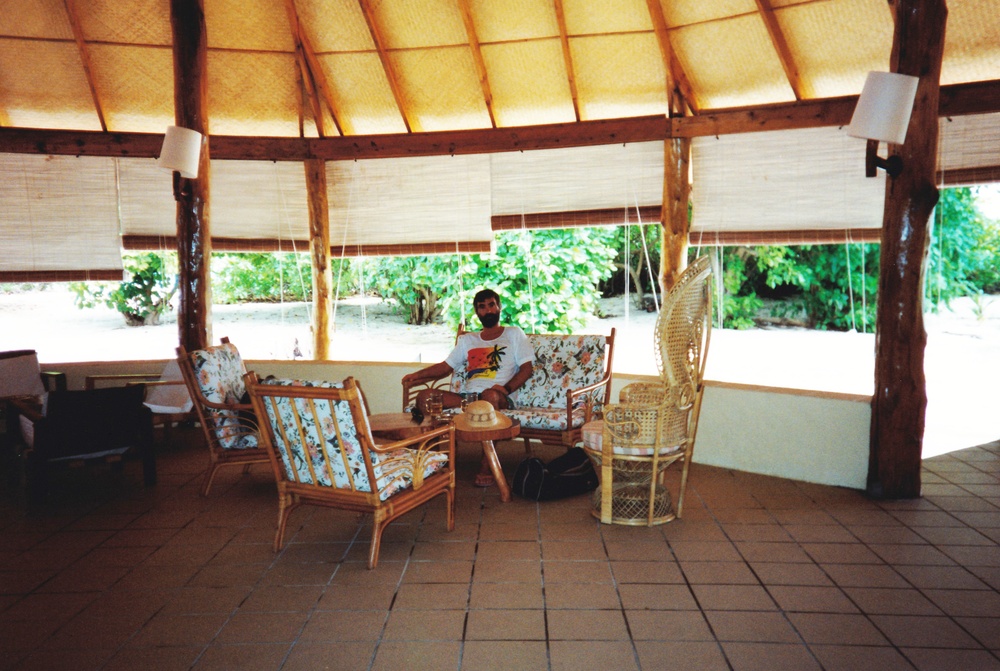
[305, 158, 332, 359]
[170, 0, 211, 352]
[868, 0, 947, 499]
[661, 137, 691, 293]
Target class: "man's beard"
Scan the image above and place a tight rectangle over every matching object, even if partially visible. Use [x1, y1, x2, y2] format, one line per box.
[479, 312, 500, 328]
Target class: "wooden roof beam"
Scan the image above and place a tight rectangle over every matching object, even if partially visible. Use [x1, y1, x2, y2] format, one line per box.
[553, 0, 581, 122]
[63, 0, 108, 131]
[4, 79, 997, 160]
[754, 0, 804, 100]
[357, 0, 413, 132]
[457, 0, 496, 128]
[645, 0, 698, 115]
[285, 0, 344, 137]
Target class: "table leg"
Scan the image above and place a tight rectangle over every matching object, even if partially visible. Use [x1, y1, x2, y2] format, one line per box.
[481, 440, 511, 502]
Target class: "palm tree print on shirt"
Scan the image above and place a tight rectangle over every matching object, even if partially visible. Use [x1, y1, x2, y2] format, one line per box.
[467, 345, 507, 380]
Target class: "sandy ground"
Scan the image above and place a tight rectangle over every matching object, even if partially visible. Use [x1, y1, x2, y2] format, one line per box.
[2, 287, 998, 458]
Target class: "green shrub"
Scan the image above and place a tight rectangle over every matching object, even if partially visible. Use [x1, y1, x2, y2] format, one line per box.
[70, 252, 177, 326]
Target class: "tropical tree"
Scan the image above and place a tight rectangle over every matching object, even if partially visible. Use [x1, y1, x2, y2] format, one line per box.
[70, 252, 178, 326]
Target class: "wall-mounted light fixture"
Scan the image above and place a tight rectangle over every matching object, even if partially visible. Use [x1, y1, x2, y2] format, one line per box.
[158, 125, 203, 179]
[847, 71, 919, 178]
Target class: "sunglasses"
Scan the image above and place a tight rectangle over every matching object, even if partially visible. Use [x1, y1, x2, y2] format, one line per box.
[410, 406, 424, 424]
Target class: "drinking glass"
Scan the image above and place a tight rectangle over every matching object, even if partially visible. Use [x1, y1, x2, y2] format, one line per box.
[426, 390, 444, 421]
[460, 392, 478, 412]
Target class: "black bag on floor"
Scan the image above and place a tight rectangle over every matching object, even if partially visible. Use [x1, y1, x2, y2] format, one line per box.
[512, 447, 599, 501]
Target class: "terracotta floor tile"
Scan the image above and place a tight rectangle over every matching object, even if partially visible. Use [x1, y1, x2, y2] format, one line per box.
[894, 564, 989, 590]
[239, 584, 324, 612]
[281, 641, 376, 671]
[842, 587, 942, 616]
[547, 609, 630, 640]
[410, 541, 477, 562]
[721, 523, 793, 543]
[691, 584, 778, 611]
[189, 562, 269, 587]
[721, 642, 823, 671]
[298, 610, 387, 641]
[370, 640, 461, 671]
[543, 559, 613, 583]
[618, 583, 698, 610]
[868, 614, 983, 649]
[901, 647, 1000, 671]
[475, 541, 541, 562]
[548, 640, 639, 671]
[625, 610, 714, 641]
[8, 647, 114, 671]
[102, 645, 203, 671]
[382, 608, 466, 640]
[402, 560, 474, 584]
[316, 584, 397, 611]
[820, 563, 910, 588]
[634, 641, 730, 671]
[459, 640, 548, 670]
[768, 585, 858, 613]
[160, 586, 252, 614]
[213, 610, 309, 644]
[256, 560, 337, 586]
[541, 540, 608, 561]
[668, 541, 742, 562]
[477, 522, 539, 541]
[808, 644, 917, 671]
[868, 543, 956, 565]
[392, 582, 471, 610]
[704, 611, 800, 643]
[954, 616, 1000, 649]
[128, 612, 230, 647]
[681, 560, 760, 585]
[604, 540, 673, 562]
[751, 561, 832, 586]
[544, 581, 620, 609]
[469, 581, 544, 609]
[610, 560, 684, 584]
[786, 612, 889, 645]
[191, 643, 290, 671]
[802, 543, 883, 564]
[472, 559, 542, 583]
[465, 608, 546, 640]
[660, 521, 728, 542]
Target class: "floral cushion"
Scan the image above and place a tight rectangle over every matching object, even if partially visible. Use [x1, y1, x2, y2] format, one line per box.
[190, 341, 258, 450]
[506, 406, 588, 432]
[260, 379, 447, 501]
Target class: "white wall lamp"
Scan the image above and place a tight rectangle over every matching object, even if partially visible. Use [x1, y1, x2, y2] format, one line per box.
[847, 71, 919, 178]
[158, 125, 203, 200]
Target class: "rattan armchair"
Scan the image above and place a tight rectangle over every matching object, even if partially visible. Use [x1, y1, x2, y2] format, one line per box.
[582, 256, 712, 525]
[246, 373, 455, 569]
[177, 337, 269, 496]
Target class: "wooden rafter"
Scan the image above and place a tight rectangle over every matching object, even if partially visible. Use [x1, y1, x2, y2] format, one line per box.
[457, 0, 496, 128]
[285, 0, 344, 137]
[553, 0, 581, 122]
[357, 0, 413, 132]
[754, 0, 804, 100]
[63, 0, 107, 131]
[645, 0, 697, 115]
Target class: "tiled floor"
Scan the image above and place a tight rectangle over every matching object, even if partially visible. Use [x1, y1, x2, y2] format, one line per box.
[1, 428, 999, 671]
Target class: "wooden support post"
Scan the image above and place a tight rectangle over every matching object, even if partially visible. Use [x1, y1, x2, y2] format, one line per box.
[305, 158, 332, 359]
[868, 0, 947, 499]
[661, 137, 691, 293]
[169, 0, 211, 352]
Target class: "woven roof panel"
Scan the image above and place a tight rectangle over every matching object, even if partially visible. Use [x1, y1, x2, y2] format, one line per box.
[206, 0, 294, 52]
[0, 0, 73, 40]
[0, 40, 100, 130]
[77, 0, 171, 46]
[659, 0, 756, 29]
[373, 0, 468, 50]
[941, 0, 1000, 85]
[391, 47, 490, 131]
[318, 52, 407, 135]
[778, 0, 891, 99]
[91, 45, 174, 133]
[208, 51, 301, 136]
[571, 34, 668, 121]
[296, 0, 374, 52]
[562, 0, 651, 35]
[469, 0, 558, 43]
[483, 40, 574, 127]
[673, 14, 794, 109]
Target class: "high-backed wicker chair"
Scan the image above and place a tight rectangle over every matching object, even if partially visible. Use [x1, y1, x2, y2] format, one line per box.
[245, 373, 455, 569]
[177, 337, 269, 496]
[581, 256, 712, 525]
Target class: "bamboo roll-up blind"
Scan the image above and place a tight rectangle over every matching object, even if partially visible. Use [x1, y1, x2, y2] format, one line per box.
[0, 153, 124, 281]
[937, 112, 1000, 185]
[690, 126, 886, 240]
[326, 154, 493, 256]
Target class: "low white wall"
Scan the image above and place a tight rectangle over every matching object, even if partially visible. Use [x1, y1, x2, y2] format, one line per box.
[44, 360, 872, 489]
[696, 381, 871, 490]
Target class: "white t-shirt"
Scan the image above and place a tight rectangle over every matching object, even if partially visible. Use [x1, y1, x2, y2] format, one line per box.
[445, 327, 535, 395]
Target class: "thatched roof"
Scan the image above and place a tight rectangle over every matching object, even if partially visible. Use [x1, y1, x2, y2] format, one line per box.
[2, 0, 997, 136]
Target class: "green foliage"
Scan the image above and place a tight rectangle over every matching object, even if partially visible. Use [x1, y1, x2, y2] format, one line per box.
[70, 252, 177, 326]
[371, 228, 617, 333]
[926, 187, 1000, 307]
[604, 223, 662, 307]
[212, 252, 313, 303]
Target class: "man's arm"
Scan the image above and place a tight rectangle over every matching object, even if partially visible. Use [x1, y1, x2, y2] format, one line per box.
[488, 361, 533, 398]
[402, 361, 454, 387]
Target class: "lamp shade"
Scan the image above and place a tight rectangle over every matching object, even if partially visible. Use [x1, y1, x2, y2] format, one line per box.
[0, 350, 45, 399]
[847, 71, 919, 145]
[157, 125, 203, 178]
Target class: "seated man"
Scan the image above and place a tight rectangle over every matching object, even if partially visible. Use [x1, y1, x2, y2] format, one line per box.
[402, 288, 534, 486]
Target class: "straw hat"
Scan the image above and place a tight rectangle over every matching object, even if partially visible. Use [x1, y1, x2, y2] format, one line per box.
[453, 400, 512, 431]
